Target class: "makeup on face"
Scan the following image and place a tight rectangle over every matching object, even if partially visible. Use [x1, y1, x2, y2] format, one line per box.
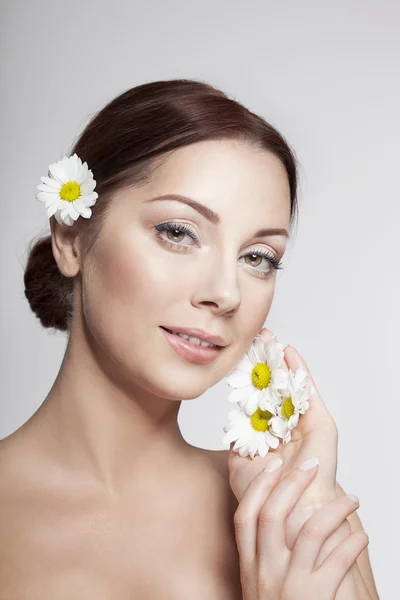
[159, 325, 224, 365]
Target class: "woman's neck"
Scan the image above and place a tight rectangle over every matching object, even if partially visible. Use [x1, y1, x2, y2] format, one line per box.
[24, 326, 190, 494]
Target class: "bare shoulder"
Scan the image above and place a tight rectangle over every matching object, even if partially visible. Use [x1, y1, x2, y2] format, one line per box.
[202, 448, 230, 476]
[0, 431, 20, 480]
[196, 448, 239, 515]
[0, 425, 46, 504]
[0, 431, 29, 499]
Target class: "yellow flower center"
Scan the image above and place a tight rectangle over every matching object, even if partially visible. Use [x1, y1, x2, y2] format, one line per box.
[251, 408, 273, 432]
[281, 396, 295, 419]
[251, 362, 272, 390]
[60, 181, 81, 202]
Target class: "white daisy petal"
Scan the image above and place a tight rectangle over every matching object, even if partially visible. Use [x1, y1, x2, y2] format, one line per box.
[295, 368, 309, 387]
[46, 202, 61, 218]
[81, 181, 96, 195]
[273, 368, 290, 389]
[256, 341, 268, 363]
[234, 353, 254, 374]
[228, 385, 253, 404]
[258, 387, 276, 412]
[61, 156, 70, 171]
[81, 207, 92, 219]
[238, 444, 251, 457]
[226, 370, 251, 388]
[233, 436, 247, 451]
[266, 337, 285, 370]
[40, 175, 60, 189]
[60, 207, 70, 221]
[248, 438, 259, 457]
[254, 336, 267, 357]
[63, 214, 74, 226]
[223, 428, 243, 444]
[242, 390, 260, 416]
[249, 447, 257, 459]
[77, 161, 89, 184]
[68, 205, 81, 220]
[265, 430, 280, 449]
[261, 387, 279, 413]
[67, 154, 78, 181]
[258, 439, 270, 457]
[36, 191, 59, 203]
[269, 416, 288, 437]
[49, 161, 68, 184]
[247, 339, 263, 364]
[227, 408, 244, 422]
[80, 193, 98, 207]
[71, 198, 86, 214]
[37, 183, 57, 193]
[54, 211, 64, 225]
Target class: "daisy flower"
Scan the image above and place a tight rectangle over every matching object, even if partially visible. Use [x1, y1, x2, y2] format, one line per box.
[268, 368, 314, 445]
[222, 405, 280, 458]
[225, 334, 288, 417]
[36, 153, 98, 226]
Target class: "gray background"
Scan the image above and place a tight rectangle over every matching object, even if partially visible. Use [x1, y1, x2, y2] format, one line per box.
[1, 0, 398, 596]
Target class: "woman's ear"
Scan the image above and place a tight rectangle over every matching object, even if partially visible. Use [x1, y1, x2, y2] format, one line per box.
[49, 216, 81, 277]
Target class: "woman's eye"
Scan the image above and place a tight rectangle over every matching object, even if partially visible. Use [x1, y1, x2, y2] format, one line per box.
[244, 254, 264, 268]
[154, 222, 283, 277]
[165, 229, 187, 243]
[155, 222, 200, 248]
[240, 252, 275, 277]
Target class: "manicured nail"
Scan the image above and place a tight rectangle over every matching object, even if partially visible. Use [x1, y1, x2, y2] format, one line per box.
[346, 494, 359, 503]
[264, 456, 283, 473]
[298, 457, 319, 471]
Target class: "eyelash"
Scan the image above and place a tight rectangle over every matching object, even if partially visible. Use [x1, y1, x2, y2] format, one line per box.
[154, 221, 284, 278]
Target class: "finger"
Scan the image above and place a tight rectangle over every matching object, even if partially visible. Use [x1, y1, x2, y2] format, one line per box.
[290, 495, 361, 571]
[228, 443, 281, 501]
[257, 458, 319, 561]
[283, 344, 339, 486]
[233, 454, 284, 573]
[315, 530, 369, 593]
[284, 344, 334, 425]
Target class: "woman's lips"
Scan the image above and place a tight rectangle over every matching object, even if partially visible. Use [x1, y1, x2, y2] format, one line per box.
[159, 326, 222, 365]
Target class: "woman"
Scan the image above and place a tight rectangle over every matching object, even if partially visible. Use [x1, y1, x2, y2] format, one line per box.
[0, 79, 379, 599]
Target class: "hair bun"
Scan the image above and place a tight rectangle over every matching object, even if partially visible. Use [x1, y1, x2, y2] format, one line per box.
[23, 235, 73, 331]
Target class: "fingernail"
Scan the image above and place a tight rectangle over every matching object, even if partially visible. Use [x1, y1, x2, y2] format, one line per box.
[264, 456, 283, 473]
[346, 494, 359, 503]
[298, 457, 319, 471]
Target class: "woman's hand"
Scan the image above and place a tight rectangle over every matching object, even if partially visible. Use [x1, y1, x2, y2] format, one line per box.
[229, 328, 344, 552]
[232, 451, 369, 600]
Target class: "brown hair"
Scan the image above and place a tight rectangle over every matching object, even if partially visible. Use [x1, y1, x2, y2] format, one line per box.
[24, 78, 299, 332]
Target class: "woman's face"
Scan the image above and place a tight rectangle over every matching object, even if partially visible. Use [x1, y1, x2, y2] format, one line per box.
[80, 139, 291, 400]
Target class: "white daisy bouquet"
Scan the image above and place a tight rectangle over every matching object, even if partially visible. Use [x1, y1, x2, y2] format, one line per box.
[222, 334, 315, 459]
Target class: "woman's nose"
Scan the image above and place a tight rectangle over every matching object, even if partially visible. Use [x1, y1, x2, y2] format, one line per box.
[191, 261, 242, 316]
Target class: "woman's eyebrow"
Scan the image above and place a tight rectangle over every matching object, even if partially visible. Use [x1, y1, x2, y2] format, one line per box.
[145, 194, 289, 238]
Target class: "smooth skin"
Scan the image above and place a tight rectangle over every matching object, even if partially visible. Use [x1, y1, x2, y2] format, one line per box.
[0, 139, 378, 599]
[234, 455, 368, 600]
[229, 328, 378, 599]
